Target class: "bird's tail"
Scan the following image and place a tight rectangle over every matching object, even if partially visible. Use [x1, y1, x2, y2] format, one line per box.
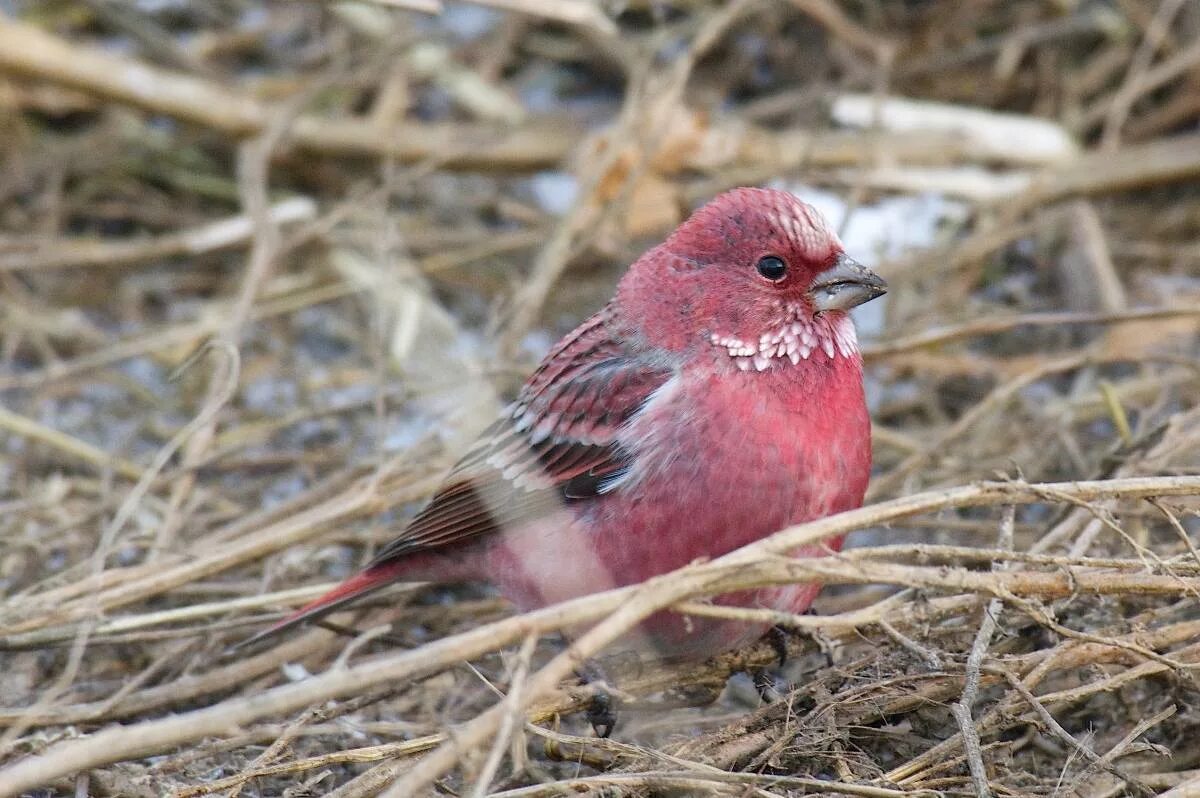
[231, 560, 413, 652]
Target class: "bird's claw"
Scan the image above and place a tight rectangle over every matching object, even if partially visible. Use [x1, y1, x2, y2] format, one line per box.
[751, 625, 797, 703]
[575, 659, 623, 737]
[766, 625, 789, 668]
[585, 690, 618, 738]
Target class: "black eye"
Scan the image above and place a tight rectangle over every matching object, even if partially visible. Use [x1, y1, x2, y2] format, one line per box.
[756, 255, 787, 281]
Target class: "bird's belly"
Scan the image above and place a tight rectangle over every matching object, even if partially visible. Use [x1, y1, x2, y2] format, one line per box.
[485, 368, 870, 659]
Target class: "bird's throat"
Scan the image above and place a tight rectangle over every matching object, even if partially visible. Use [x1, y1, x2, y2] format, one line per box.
[708, 310, 858, 372]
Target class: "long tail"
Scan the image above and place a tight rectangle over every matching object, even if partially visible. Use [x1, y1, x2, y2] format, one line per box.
[232, 560, 412, 652]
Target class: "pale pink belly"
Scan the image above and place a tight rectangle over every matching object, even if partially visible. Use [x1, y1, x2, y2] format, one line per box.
[482, 501, 850, 660]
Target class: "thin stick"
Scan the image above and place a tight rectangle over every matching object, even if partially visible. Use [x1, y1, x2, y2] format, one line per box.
[0, 406, 142, 480]
[0, 197, 316, 272]
[3, 475, 1200, 795]
[485, 770, 932, 797]
[0, 465, 437, 637]
[1013, 132, 1200, 214]
[381, 478, 1200, 796]
[785, 0, 894, 61]
[861, 306, 1200, 360]
[0, 19, 264, 133]
[0, 584, 342, 649]
[470, 634, 537, 797]
[462, 0, 615, 35]
[1100, 0, 1191, 149]
[950, 506, 1013, 798]
[867, 354, 1090, 499]
[0, 19, 579, 169]
[0, 281, 359, 393]
[879, 618, 944, 669]
[1001, 671, 1153, 796]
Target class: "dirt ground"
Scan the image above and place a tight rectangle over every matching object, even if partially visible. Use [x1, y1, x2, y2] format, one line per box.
[2, 1, 1200, 796]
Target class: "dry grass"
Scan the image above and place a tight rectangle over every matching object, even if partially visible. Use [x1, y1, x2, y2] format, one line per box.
[1, 1, 1200, 796]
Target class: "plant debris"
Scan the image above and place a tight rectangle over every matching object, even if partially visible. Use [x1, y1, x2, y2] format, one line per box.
[1, 1, 1200, 796]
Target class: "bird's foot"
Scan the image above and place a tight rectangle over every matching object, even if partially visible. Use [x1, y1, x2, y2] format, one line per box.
[774, 612, 837, 668]
[751, 616, 840, 703]
[574, 660, 629, 738]
[765, 625, 789, 668]
[584, 689, 618, 738]
[750, 625, 802, 703]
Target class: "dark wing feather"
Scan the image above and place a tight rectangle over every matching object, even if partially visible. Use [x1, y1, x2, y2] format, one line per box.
[369, 307, 673, 564]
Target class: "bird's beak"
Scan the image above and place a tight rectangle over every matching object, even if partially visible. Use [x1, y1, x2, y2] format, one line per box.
[809, 253, 887, 312]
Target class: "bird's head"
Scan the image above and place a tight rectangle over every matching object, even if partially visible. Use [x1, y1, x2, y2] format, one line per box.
[616, 187, 887, 371]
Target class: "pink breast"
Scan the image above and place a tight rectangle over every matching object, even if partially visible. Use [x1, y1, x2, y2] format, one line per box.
[483, 358, 870, 659]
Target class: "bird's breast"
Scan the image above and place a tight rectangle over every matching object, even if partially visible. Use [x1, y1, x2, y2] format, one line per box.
[605, 357, 871, 566]
[481, 344, 872, 655]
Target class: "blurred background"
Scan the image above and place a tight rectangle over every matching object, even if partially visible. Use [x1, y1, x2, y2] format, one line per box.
[1, 1, 1200, 796]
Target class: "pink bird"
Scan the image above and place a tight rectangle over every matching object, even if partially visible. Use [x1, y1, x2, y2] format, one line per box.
[248, 187, 885, 662]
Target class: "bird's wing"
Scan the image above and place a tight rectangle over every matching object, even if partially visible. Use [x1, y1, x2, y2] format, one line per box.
[369, 306, 674, 563]
[231, 307, 673, 651]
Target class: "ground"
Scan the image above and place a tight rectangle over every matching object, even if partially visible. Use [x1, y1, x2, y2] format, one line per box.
[1, 1, 1200, 796]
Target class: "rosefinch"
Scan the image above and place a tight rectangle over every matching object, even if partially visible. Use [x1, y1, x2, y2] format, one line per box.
[247, 187, 885, 660]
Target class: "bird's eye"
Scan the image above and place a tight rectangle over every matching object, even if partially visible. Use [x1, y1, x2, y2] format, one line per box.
[756, 255, 787, 281]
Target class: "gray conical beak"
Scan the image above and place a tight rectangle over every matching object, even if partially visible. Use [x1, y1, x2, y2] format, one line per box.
[809, 253, 887, 312]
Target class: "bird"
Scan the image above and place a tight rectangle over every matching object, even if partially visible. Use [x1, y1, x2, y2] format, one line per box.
[243, 186, 886, 663]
